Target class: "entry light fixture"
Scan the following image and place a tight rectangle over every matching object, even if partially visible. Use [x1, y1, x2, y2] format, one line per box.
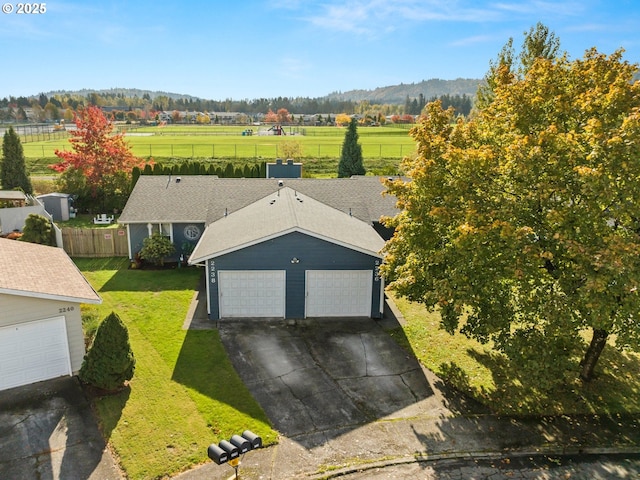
[291, 257, 300, 264]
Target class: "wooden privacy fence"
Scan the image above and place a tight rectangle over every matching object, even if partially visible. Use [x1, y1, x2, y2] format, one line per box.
[61, 228, 128, 257]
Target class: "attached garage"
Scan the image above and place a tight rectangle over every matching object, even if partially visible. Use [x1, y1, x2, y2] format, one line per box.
[306, 270, 373, 317]
[190, 187, 386, 320]
[0, 239, 101, 391]
[219, 270, 286, 318]
[0, 316, 72, 391]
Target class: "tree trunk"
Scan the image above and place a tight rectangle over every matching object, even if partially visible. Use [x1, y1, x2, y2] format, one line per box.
[579, 328, 609, 382]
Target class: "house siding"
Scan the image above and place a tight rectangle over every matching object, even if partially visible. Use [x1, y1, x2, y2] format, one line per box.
[0, 294, 86, 373]
[207, 231, 382, 319]
[127, 222, 205, 261]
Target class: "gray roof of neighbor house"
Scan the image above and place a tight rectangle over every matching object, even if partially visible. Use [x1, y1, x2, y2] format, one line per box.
[118, 175, 399, 226]
[0, 190, 27, 201]
[0, 238, 102, 304]
[189, 187, 385, 263]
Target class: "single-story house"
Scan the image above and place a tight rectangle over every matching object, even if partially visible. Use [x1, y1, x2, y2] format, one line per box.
[118, 175, 399, 320]
[0, 238, 102, 391]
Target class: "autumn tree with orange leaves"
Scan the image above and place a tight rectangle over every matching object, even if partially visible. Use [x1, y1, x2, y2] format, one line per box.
[382, 37, 640, 388]
[52, 105, 144, 212]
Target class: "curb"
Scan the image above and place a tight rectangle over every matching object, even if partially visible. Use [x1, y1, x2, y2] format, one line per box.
[306, 446, 640, 479]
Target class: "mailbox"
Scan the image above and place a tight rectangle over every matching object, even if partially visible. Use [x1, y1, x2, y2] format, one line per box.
[207, 443, 228, 465]
[218, 439, 239, 459]
[230, 434, 251, 454]
[241, 430, 262, 450]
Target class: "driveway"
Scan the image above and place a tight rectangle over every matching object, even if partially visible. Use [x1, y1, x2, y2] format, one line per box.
[218, 317, 456, 448]
[0, 376, 122, 479]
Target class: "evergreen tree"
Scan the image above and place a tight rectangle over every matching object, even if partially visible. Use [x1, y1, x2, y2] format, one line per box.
[79, 311, 135, 391]
[338, 118, 365, 177]
[1, 126, 32, 194]
[19, 214, 55, 246]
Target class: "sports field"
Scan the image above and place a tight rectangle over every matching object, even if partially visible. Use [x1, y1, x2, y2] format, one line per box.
[22, 124, 417, 176]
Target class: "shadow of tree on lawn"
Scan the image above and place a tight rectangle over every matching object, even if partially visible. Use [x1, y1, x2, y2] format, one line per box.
[438, 343, 640, 417]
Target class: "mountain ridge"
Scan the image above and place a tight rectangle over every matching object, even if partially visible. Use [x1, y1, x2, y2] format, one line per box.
[40, 78, 482, 105]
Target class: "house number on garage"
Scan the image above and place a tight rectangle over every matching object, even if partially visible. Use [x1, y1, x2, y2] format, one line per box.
[59, 306, 75, 313]
[374, 260, 381, 282]
[210, 261, 216, 284]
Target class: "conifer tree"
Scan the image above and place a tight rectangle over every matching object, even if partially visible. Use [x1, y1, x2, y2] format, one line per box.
[1, 126, 32, 194]
[19, 213, 55, 245]
[79, 311, 135, 391]
[338, 118, 365, 178]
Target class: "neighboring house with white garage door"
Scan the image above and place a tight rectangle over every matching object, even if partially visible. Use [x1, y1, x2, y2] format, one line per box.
[0, 238, 101, 391]
[119, 175, 398, 320]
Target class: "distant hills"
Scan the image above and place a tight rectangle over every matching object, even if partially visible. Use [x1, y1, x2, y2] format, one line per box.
[326, 78, 482, 104]
[43, 87, 199, 102]
[43, 78, 482, 105]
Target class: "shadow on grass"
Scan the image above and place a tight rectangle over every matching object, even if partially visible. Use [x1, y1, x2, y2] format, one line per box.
[101, 265, 201, 292]
[386, 324, 489, 416]
[170, 328, 272, 438]
[437, 344, 640, 416]
[89, 385, 132, 440]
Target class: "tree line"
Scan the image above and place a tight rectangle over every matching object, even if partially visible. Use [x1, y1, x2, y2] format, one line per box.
[0, 90, 476, 123]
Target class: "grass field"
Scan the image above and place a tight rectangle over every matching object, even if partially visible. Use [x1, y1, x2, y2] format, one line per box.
[22, 124, 416, 176]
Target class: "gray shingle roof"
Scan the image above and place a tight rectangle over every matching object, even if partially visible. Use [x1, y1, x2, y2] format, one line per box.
[0, 239, 102, 304]
[189, 187, 385, 263]
[119, 175, 214, 223]
[118, 175, 398, 225]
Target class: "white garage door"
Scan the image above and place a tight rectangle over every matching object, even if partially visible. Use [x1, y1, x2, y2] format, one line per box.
[0, 316, 72, 391]
[306, 270, 373, 317]
[219, 270, 286, 318]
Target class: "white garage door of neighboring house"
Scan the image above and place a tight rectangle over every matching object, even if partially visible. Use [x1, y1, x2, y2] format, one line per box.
[218, 270, 286, 318]
[306, 270, 373, 317]
[0, 316, 72, 391]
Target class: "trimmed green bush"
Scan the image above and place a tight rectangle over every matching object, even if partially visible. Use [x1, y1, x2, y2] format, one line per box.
[79, 311, 135, 391]
[19, 213, 55, 246]
[139, 232, 175, 266]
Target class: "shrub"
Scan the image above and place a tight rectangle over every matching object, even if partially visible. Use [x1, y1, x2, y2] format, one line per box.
[138, 232, 175, 266]
[19, 213, 55, 246]
[79, 311, 135, 392]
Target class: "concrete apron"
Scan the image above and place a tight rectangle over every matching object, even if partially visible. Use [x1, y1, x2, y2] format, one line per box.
[0, 376, 122, 480]
[218, 318, 459, 444]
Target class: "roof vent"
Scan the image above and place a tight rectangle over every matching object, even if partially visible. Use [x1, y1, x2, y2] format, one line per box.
[278, 180, 284, 187]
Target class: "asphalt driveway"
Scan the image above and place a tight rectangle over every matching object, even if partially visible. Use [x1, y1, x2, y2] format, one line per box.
[218, 317, 447, 447]
[0, 376, 122, 480]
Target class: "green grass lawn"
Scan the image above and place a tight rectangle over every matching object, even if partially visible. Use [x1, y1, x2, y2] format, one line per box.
[387, 292, 640, 416]
[23, 124, 415, 176]
[76, 258, 276, 479]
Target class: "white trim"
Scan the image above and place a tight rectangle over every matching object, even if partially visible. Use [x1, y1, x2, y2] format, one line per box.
[126, 224, 132, 259]
[379, 275, 385, 316]
[189, 227, 383, 264]
[0, 288, 102, 304]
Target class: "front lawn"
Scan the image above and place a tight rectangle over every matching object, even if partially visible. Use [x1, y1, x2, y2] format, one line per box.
[76, 258, 276, 479]
[388, 293, 640, 416]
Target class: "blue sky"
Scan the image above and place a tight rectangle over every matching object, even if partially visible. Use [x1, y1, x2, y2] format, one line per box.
[1, 0, 638, 100]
